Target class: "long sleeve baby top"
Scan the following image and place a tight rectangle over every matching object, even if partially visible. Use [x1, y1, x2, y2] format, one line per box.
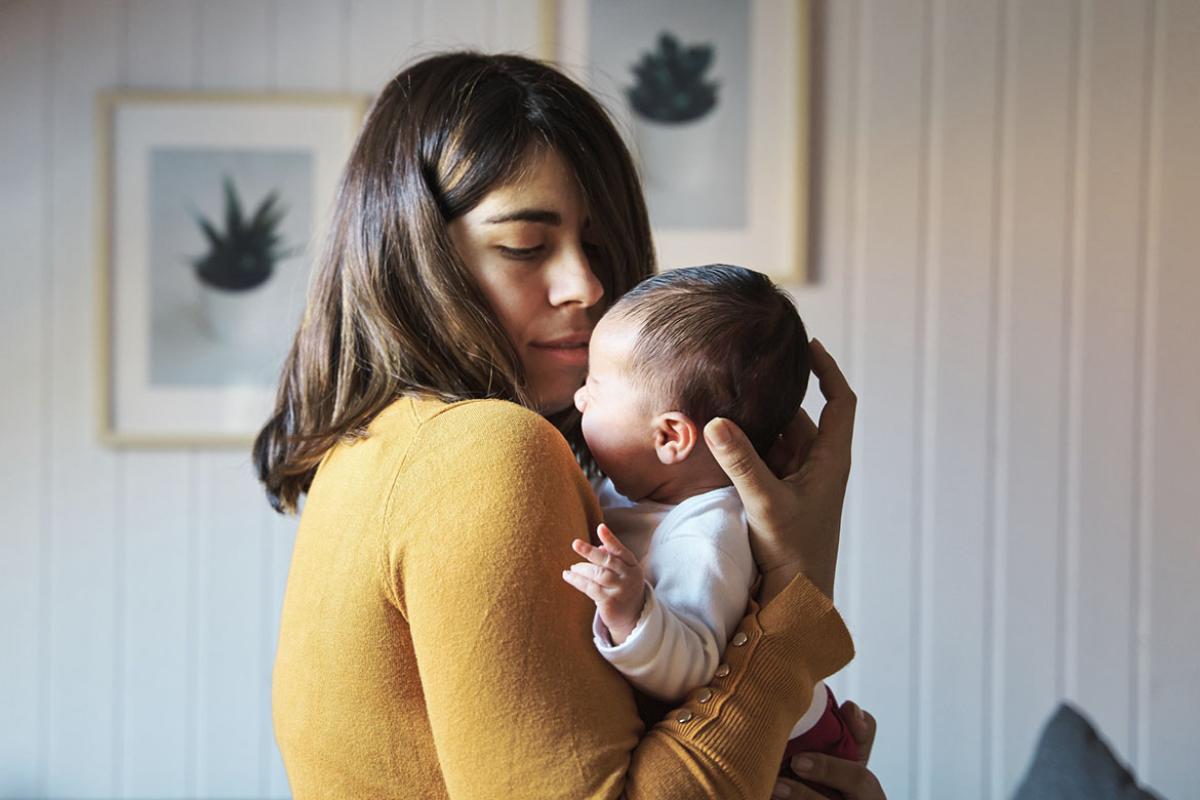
[593, 476, 830, 739]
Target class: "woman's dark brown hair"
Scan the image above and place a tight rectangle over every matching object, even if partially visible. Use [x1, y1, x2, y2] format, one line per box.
[254, 51, 654, 513]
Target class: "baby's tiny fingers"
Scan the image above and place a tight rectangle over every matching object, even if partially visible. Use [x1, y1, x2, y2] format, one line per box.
[596, 524, 638, 566]
[575, 539, 625, 572]
[570, 561, 622, 587]
[561, 569, 604, 603]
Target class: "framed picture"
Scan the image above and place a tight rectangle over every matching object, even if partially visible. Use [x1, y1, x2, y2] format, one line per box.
[97, 91, 369, 447]
[541, 0, 811, 283]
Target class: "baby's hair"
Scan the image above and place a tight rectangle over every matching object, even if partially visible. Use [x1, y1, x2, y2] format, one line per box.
[609, 264, 811, 457]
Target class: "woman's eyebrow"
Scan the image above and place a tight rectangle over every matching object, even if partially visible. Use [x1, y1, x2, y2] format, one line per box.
[484, 209, 561, 225]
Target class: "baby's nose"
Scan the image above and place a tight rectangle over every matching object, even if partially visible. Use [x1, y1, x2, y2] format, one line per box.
[574, 385, 587, 413]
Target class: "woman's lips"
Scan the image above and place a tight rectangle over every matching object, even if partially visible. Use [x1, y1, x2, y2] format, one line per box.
[530, 342, 589, 366]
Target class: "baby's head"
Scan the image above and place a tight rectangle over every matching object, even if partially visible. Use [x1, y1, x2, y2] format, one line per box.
[574, 264, 810, 503]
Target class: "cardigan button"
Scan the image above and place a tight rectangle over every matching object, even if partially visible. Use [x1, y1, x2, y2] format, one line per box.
[676, 710, 694, 723]
[714, 663, 731, 678]
[697, 688, 713, 704]
[731, 632, 749, 647]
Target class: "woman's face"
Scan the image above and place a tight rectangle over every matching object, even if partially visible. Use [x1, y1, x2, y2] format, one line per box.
[448, 148, 606, 414]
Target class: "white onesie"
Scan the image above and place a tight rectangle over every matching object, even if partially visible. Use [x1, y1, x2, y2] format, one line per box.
[591, 476, 828, 739]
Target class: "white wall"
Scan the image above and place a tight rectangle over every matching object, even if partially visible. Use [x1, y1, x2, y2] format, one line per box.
[0, 1, 1196, 799]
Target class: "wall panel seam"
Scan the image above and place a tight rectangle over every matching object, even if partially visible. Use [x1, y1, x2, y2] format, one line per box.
[988, 0, 1019, 794]
[982, 1, 1011, 797]
[37, 1, 57, 794]
[1131, 0, 1164, 778]
[111, 4, 131, 795]
[1058, 0, 1089, 703]
[913, 0, 939, 797]
[844, 0, 867, 704]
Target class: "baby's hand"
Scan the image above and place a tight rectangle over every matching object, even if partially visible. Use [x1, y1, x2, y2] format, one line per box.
[561, 523, 646, 645]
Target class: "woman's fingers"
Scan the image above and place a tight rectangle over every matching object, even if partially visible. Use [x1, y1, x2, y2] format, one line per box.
[703, 417, 780, 514]
[807, 340, 857, 471]
[770, 776, 834, 799]
[840, 701, 877, 764]
[767, 406, 819, 479]
[788, 752, 886, 799]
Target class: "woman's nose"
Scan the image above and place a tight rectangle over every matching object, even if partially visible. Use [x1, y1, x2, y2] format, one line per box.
[548, 246, 604, 309]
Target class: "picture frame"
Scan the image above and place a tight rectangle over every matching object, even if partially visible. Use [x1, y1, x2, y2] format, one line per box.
[540, 0, 811, 283]
[97, 91, 370, 447]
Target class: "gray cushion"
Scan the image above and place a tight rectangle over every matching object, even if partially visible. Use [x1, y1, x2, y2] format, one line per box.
[1013, 703, 1164, 800]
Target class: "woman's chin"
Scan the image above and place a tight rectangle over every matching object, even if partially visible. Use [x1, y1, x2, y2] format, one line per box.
[530, 376, 585, 416]
[535, 396, 577, 417]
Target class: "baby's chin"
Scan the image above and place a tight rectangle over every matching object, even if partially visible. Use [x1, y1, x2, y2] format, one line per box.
[601, 463, 661, 503]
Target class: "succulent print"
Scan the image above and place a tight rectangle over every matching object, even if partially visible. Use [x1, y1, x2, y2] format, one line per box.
[190, 176, 292, 292]
[627, 32, 719, 124]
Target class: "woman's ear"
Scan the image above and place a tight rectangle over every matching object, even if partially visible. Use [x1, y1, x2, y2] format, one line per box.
[653, 412, 698, 465]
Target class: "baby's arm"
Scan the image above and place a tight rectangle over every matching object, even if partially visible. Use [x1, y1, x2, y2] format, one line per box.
[564, 514, 756, 703]
[561, 523, 647, 644]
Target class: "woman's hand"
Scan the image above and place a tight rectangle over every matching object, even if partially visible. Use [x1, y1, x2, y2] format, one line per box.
[703, 340, 856, 601]
[772, 701, 884, 799]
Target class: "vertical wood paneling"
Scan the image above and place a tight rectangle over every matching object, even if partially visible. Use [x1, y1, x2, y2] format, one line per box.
[126, 0, 192, 88]
[197, 0, 269, 91]
[118, 4, 196, 797]
[2, 2, 1198, 797]
[922, 1, 1002, 796]
[1146, 1, 1200, 797]
[0, 2, 50, 797]
[43, 2, 123, 796]
[273, 0, 347, 91]
[347, 0, 420, 93]
[1069, 0, 1151, 757]
[193, 3, 271, 796]
[847, 1, 928, 794]
[264, 506, 298, 800]
[799, 0, 858, 708]
[1129, 0, 1159, 778]
[263, 5, 344, 794]
[419, 0, 494, 53]
[491, 0, 540, 55]
[996, 0, 1076, 794]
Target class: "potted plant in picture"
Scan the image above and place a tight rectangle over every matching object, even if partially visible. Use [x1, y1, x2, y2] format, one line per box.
[626, 32, 720, 189]
[189, 176, 295, 344]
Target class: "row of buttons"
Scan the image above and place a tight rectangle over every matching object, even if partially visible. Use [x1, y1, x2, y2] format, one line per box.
[674, 631, 750, 723]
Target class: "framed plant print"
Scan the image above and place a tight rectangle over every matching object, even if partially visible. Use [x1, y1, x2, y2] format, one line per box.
[97, 91, 369, 446]
[541, 0, 812, 283]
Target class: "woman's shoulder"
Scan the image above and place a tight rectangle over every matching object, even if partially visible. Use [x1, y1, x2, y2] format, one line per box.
[383, 395, 564, 446]
[380, 395, 598, 552]
[375, 394, 578, 482]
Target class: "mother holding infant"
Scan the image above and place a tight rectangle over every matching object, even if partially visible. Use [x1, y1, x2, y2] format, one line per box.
[255, 51, 884, 800]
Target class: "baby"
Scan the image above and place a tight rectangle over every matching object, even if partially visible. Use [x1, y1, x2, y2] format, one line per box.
[562, 264, 858, 785]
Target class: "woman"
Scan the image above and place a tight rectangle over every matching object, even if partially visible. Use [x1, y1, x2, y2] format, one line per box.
[255, 51, 883, 800]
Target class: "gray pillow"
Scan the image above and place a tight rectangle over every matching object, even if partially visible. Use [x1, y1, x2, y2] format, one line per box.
[1013, 703, 1164, 800]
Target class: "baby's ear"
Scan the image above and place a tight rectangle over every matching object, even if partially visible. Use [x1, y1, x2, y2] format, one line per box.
[653, 411, 698, 465]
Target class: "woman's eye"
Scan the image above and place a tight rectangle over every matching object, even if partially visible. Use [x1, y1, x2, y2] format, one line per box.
[583, 241, 602, 254]
[497, 245, 544, 260]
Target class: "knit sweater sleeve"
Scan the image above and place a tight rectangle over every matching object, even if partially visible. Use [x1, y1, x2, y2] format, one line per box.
[385, 400, 854, 800]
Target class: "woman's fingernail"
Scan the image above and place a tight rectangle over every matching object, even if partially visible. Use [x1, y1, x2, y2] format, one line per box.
[772, 781, 791, 798]
[706, 419, 730, 447]
[792, 756, 814, 773]
[811, 338, 826, 352]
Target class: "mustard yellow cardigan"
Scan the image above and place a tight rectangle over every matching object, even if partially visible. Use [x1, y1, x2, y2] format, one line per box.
[273, 396, 854, 798]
